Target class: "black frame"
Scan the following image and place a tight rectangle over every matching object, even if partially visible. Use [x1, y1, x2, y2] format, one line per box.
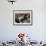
[13, 10, 33, 26]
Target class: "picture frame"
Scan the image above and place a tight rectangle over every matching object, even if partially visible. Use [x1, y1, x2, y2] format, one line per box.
[13, 10, 33, 26]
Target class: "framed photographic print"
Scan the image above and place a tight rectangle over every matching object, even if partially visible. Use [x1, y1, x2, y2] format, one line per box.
[13, 10, 32, 25]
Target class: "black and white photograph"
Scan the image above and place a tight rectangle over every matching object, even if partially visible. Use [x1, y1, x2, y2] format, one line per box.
[13, 10, 32, 25]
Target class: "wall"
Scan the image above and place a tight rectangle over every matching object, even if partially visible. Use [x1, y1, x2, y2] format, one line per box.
[0, 0, 46, 42]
